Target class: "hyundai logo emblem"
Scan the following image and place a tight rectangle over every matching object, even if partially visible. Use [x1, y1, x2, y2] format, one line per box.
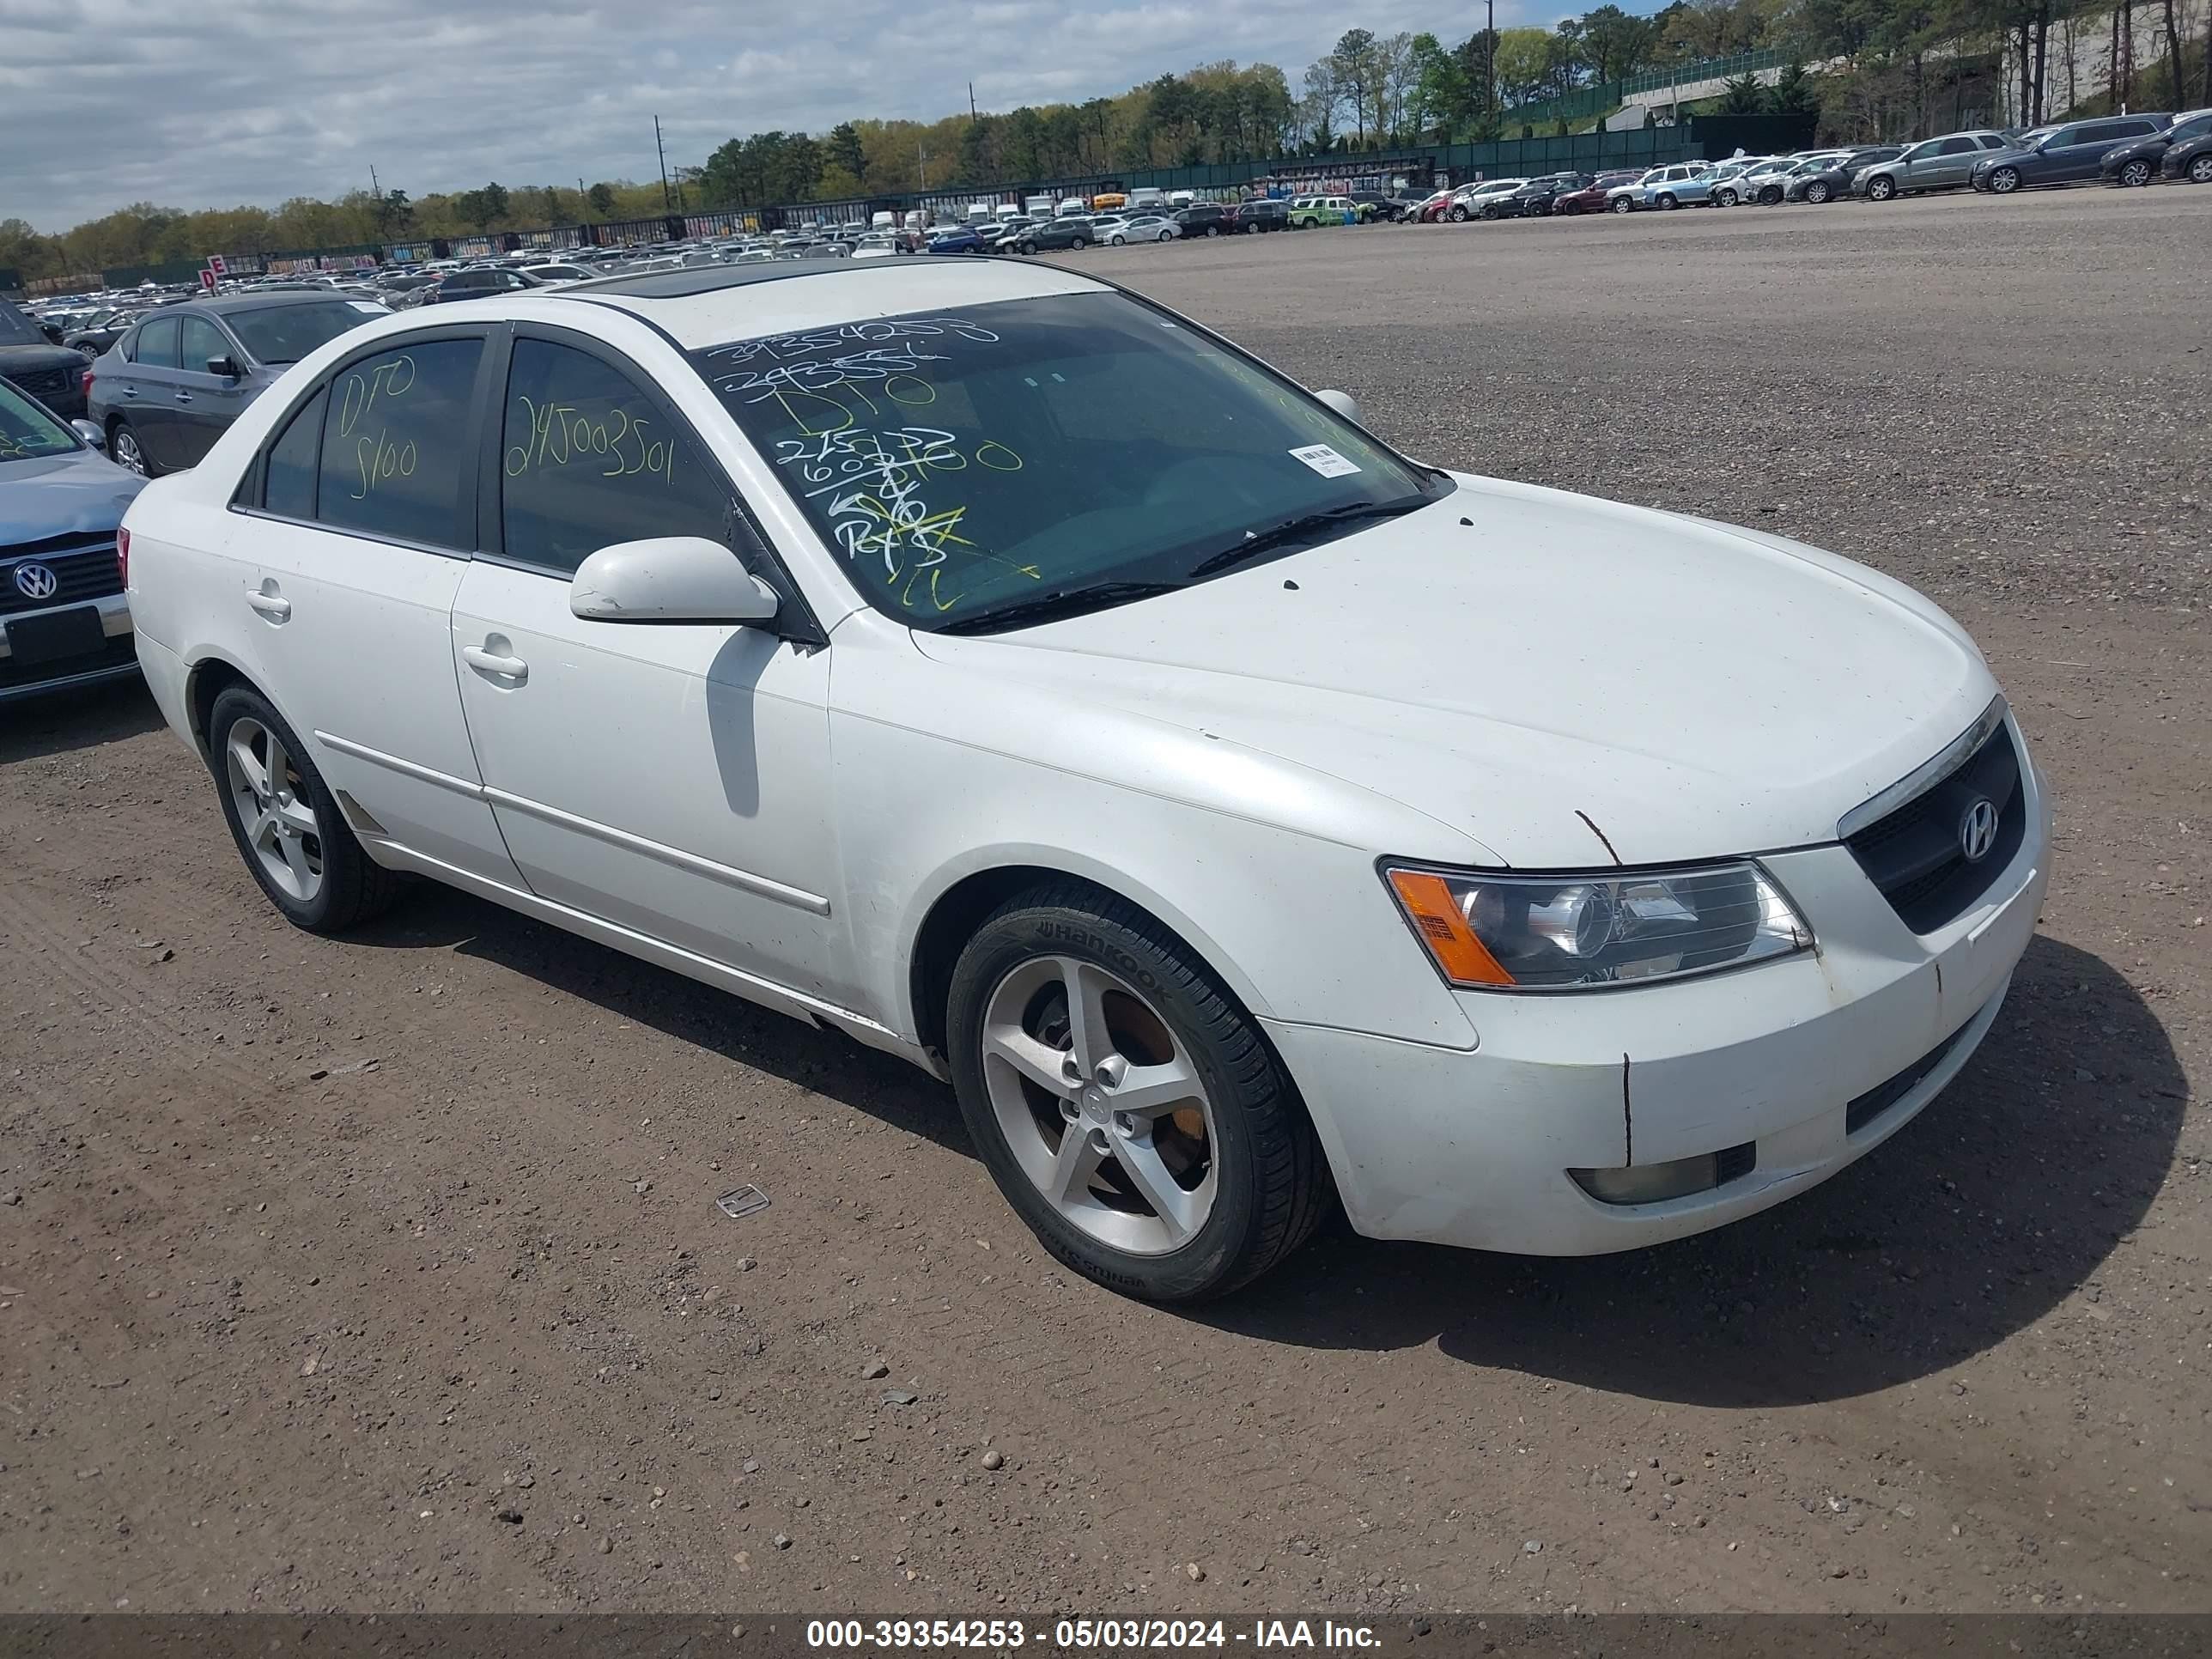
[11, 562, 59, 602]
[1958, 797, 1999, 864]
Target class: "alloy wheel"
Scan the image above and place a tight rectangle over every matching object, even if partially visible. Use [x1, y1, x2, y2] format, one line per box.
[1868, 176, 1895, 201]
[2193, 155, 2212, 183]
[979, 956, 1218, 1255]
[110, 425, 145, 476]
[1990, 167, 2020, 192]
[2120, 160, 2152, 187]
[225, 718, 324, 902]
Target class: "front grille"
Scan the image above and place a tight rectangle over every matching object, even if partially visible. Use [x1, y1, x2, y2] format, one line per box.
[4, 362, 85, 412]
[1844, 721, 2025, 933]
[1845, 1015, 1976, 1136]
[0, 629, 136, 690]
[2, 543, 123, 617]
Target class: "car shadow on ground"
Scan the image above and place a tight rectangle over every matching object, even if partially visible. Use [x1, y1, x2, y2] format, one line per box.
[0, 678, 163, 762]
[1203, 933, 2188, 1407]
[345, 888, 970, 1157]
[349, 888, 2185, 1406]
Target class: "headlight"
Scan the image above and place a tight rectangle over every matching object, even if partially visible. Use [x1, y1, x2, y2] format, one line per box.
[1383, 861, 1813, 991]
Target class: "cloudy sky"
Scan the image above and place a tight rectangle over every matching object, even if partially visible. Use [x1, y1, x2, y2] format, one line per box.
[0, 0, 1556, 231]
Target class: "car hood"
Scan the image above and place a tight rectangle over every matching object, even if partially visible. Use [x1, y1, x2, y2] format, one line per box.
[1973, 146, 2038, 167]
[911, 477, 1995, 867]
[1, 445, 144, 539]
[2103, 135, 2167, 159]
[1, 341, 89, 374]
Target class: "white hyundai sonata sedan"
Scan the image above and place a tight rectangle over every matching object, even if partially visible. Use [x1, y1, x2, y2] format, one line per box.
[121, 258, 2049, 1301]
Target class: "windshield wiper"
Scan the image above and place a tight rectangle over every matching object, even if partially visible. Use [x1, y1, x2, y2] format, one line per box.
[935, 579, 1188, 635]
[1183, 495, 1432, 580]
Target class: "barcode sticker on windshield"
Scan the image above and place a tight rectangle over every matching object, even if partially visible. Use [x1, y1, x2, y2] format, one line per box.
[1290, 444, 1361, 478]
[349, 301, 387, 313]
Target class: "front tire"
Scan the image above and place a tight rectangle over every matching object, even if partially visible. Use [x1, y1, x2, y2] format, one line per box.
[1716, 187, 1739, 206]
[1656, 192, 1679, 210]
[2118, 158, 2153, 187]
[1450, 204, 1469, 221]
[2192, 154, 2212, 184]
[946, 883, 1327, 1302]
[1609, 196, 1634, 213]
[1989, 166, 2021, 193]
[207, 686, 401, 934]
[1865, 174, 1896, 202]
[1805, 179, 1832, 204]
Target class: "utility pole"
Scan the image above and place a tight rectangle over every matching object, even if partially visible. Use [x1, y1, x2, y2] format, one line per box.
[969, 82, 979, 121]
[919, 143, 929, 188]
[654, 114, 673, 210]
[1486, 0, 1498, 131]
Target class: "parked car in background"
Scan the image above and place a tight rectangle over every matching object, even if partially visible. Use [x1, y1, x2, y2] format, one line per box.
[1855, 131, 2013, 198]
[1227, 199, 1289, 233]
[1786, 146, 1905, 202]
[1413, 187, 1457, 221]
[1118, 213, 1182, 241]
[121, 258, 2050, 1302]
[1171, 203, 1233, 237]
[2100, 107, 2212, 185]
[1496, 173, 1589, 217]
[1971, 113, 2171, 191]
[1550, 170, 1642, 215]
[925, 226, 989, 254]
[88, 293, 389, 477]
[1287, 196, 1355, 228]
[2160, 124, 2212, 182]
[62, 310, 139, 360]
[422, 267, 547, 303]
[1699, 155, 1774, 206]
[1609, 162, 1718, 211]
[518, 262, 597, 285]
[1450, 179, 1529, 219]
[1012, 218, 1095, 253]
[1351, 193, 1420, 222]
[1, 297, 96, 420]
[1, 375, 143, 701]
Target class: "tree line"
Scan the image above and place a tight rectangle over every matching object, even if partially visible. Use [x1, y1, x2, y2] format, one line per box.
[7, 0, 2204, 286]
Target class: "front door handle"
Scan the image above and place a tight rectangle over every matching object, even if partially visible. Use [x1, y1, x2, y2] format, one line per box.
[174, 391, 193, 404]
[246, 584, 291, 623]
[462, 644, 529, 683]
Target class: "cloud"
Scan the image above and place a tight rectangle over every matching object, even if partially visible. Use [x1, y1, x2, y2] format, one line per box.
[0, 0, 1529, 230]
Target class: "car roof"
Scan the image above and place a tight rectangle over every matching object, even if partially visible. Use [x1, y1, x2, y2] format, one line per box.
[539, 256, 1106, 349]
[157, 292, 367, 317]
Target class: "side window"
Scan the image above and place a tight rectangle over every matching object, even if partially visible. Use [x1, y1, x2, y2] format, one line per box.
[136, 314, 180, 369]
[263, 386, 326, 519]
[313, 339, 483, 548]
[179, 316, 228, 374]
[1978, 134, 2008, 148]
[1939, 136, 1978, 155]
[498, 338, 732, 576]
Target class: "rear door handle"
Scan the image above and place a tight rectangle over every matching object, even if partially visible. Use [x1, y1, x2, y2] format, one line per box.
[175, 391, 193, 404]
[462, 644, 528, 683]
[246, 586, 291, 623]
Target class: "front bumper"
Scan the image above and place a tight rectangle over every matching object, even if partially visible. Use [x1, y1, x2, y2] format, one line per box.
[0, 590, 136, 702]
[1265, 733, 2051, 1255]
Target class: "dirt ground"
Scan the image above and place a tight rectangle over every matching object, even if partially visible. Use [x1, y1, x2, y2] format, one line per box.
[3, 186, 2207, 1617]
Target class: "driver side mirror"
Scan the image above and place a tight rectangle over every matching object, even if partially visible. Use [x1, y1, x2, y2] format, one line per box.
[208, 356, 241, 380]
[1315, 388, 1364, 427]
[570, 536, 780, 626]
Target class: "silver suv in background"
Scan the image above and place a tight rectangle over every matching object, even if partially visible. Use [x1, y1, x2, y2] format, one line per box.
[1856, 131, 2013, 199]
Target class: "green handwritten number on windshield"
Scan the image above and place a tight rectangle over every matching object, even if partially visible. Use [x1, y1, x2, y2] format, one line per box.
[352, 428, 418, 501]
[337, 355, 416, 439]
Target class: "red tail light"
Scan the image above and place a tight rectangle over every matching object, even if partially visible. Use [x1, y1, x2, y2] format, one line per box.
[82, 367, 94, 398]
[117, 526, 130, 589]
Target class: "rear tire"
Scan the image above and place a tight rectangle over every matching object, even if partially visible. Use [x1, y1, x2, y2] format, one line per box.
[108, 418, 153, 477]
[946, 882, 1328, 1303]
[207, 685, 402, 935]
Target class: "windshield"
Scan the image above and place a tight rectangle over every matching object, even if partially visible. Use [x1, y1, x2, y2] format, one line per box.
[0, 378, 79, 460]
[226, 300, 383, 365]
[696, 293, 1444, 629]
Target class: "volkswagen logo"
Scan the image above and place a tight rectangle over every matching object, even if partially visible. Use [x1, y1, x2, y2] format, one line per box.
[1958, 797, 1999, 864]
[11, 562, 58, 602]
